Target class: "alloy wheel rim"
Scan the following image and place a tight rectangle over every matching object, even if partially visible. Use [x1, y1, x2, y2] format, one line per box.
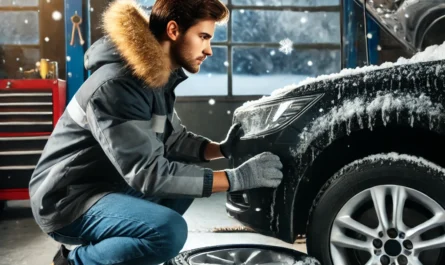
[188, 248, 308, 265]
[330, 185, 445, 265]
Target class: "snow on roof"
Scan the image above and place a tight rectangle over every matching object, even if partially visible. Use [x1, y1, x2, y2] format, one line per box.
[238, 41, 445, 110]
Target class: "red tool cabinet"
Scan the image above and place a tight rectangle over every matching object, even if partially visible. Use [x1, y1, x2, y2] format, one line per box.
[0, 79, 66, 201]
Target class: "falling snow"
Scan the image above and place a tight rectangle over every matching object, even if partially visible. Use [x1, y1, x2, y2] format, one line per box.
[279, 38, 293, 55]
[52, 11, 62, 21]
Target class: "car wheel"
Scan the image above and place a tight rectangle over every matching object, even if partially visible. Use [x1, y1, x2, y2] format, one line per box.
[307, 153, 445, 265]
[164, 244, 320, 265]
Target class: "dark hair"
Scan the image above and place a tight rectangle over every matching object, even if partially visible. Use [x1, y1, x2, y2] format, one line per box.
[149, 0, 229, 39]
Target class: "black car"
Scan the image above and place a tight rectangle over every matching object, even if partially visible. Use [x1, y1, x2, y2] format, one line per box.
[227, 1, 445, 265]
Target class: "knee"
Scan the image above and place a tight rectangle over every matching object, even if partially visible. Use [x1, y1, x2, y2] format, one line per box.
[152, 210, 188, 260]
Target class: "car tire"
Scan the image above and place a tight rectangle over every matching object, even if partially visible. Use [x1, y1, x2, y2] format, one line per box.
[164, 244, 320, 265]
[306, 153, 445, 265]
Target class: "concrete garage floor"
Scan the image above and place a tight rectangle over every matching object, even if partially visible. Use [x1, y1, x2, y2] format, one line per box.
[0, 193, 306, 265]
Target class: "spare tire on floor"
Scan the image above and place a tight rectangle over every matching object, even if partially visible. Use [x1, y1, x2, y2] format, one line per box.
[165, 244, 320, 265]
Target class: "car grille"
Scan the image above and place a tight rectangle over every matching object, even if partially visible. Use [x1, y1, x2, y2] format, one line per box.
[229, 191, 250, 208]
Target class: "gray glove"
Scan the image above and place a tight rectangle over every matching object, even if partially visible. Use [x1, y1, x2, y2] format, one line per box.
[225, 152, 283, 192]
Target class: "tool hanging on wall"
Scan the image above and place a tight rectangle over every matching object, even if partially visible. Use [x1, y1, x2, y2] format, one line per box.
[70, 11, 85, 46]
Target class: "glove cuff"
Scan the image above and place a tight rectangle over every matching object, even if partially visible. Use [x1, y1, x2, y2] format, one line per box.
[225, 169, 236, 192]
[220, 144, 229, 159]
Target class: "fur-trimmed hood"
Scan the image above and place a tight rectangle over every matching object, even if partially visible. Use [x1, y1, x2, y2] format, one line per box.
[84, 0, 172, 88]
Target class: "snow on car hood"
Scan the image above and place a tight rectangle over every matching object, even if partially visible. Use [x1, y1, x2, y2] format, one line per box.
[238, 41, 445, 110]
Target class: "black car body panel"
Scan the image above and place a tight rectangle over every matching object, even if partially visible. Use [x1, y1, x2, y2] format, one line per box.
[228, 59, 445, 243]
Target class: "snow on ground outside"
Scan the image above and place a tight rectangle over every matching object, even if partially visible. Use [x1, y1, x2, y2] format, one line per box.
[176, 74, 309, 96]
[238, 41, 445, 110]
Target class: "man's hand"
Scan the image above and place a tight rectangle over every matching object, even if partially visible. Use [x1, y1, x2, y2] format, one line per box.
[220, 123, 243, 159]
[225, 152, 283, 192]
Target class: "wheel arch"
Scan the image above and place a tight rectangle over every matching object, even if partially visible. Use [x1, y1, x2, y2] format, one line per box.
[290, 125, 445, 239]
[287, 82, 445, 240]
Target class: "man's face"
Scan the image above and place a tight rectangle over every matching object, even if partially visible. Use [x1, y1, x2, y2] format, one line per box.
[172, 19, 216, 74]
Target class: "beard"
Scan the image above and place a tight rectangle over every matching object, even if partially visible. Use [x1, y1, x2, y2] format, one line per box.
[171, 39, 201, 74]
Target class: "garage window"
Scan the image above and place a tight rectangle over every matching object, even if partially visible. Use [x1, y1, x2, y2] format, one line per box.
[115, 0, 342, 97]
[175, 0, 341, 96]
[0, 0, 40, 79]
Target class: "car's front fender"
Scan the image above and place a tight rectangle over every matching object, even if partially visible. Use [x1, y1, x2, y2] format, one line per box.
[288, 60, 445, 241]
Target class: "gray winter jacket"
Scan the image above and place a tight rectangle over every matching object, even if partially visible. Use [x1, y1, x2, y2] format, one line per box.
[29, 1, 213, 233]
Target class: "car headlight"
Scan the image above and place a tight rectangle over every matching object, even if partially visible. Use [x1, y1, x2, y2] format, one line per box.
[234, 94, 324, 139]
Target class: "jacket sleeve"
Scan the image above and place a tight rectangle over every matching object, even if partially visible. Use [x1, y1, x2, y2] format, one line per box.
[164, 109, 211, 163]
[85, 79, 213, 198]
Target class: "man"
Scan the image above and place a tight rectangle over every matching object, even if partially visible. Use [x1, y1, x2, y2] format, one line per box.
[29, 1, 284, 265]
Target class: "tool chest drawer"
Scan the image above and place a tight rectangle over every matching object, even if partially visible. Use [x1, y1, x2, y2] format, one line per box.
[0, 90, 54, 133]
[0, 79, 66, 200]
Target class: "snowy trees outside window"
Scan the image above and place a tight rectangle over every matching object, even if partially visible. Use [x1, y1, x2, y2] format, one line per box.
[0, 11, 39, 45]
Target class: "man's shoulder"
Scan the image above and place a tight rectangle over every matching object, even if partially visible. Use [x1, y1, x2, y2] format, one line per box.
[76, 63, 155, 109]
[87, 63, 134, 90]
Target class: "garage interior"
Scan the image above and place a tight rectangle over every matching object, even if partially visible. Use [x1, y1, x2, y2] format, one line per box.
[3, 0, 445, 265]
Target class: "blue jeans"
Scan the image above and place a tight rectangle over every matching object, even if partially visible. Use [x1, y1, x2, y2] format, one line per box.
[48, 187, 194, 265]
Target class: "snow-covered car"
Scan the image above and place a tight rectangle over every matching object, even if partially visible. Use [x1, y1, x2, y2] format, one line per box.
[226, 1, 445, 265]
